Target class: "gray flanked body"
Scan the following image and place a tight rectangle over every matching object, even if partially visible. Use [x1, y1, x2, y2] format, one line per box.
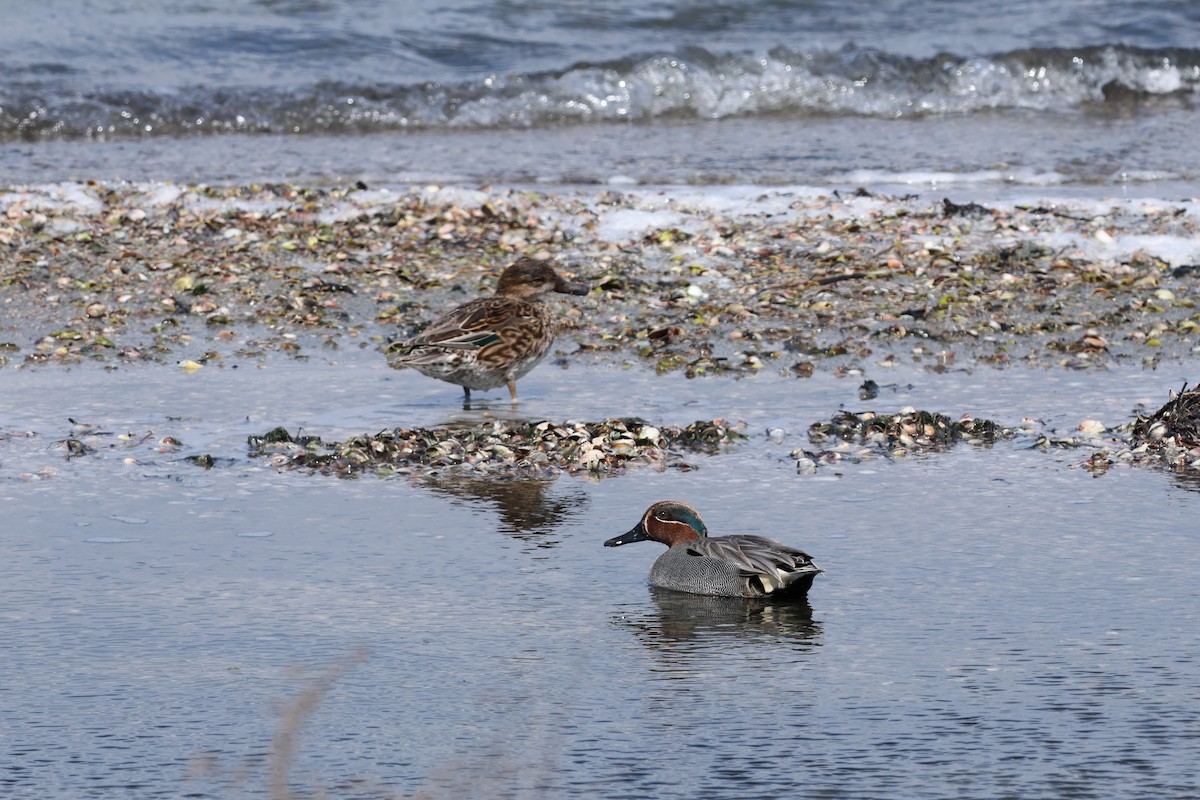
[606, 501, 822, 599]
[648, 535, 820, 598]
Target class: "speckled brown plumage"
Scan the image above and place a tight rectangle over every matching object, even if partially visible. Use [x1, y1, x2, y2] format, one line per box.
[388, 259, 588, 401]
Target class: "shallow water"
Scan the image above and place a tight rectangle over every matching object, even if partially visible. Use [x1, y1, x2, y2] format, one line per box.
[3, 354, 1199, 798]
[8, 109, 1200, 193]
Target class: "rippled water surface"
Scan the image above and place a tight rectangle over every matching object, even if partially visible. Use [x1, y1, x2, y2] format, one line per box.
[3, 356, 1199, 798]
[4, 0, 1200, 189]
[6, 2, 1199, 795]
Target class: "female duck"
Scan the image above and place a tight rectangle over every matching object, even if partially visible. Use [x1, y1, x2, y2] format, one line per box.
[387, 258, 588, 402]
[604, 501, 822, 599]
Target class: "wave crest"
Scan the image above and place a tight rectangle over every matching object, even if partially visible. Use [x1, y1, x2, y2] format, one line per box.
[2, 44, 1197, 141]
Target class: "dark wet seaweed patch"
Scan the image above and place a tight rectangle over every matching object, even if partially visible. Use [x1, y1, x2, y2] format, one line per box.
[183, 453, 237, 469]
[1081, 382, 1200, 476]
[1026, 382, 1200, 477]
[248, 418, 747, 478]
[56, 438, 96, 458]
[1132, 382, 1200, 451]
[796, 408, 1015, 470]
[808, 408, 1013, 450]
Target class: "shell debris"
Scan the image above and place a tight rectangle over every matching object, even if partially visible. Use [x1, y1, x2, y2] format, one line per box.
[247, 417, 747, 478]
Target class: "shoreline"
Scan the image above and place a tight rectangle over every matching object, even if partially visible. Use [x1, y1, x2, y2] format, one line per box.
[3, 180, 1198, 377]
[6, 108, 1200, 191]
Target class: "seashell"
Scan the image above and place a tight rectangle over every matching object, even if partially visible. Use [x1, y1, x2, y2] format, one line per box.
[636, 425, 661, 445]
[578, 449, 604, 468]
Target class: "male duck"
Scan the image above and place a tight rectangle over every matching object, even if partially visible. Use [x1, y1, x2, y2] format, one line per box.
[605, 501, 823, 599]
[387, 258, 588, 402]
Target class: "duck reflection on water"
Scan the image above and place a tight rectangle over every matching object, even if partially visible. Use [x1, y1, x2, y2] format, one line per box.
[614, 588, 822, 656]
[418, 476, 587, 545]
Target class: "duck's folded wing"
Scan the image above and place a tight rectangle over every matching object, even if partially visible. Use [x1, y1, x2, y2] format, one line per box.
[692, 535, 820, 583]
[402, 299, 506, 350]
[406, 328, 501, 350]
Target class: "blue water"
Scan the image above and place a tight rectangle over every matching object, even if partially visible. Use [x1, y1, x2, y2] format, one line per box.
[7, 1, 1200, 89]
[2, 1, 1199, 187]
[2, 359, 1200, 798]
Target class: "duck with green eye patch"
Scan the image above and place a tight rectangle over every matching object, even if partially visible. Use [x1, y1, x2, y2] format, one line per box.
[605, 500, 823, 599]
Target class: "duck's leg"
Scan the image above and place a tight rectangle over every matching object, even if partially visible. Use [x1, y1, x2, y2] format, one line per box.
[462, 386, 472, 402]
[507, 379, 519, 401]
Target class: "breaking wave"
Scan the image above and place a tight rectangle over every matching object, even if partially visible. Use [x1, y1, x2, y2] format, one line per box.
[2, 44, 1197, 141]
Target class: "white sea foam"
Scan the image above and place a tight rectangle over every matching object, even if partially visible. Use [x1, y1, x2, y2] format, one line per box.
[3, 181, 1198, 270]
[1041, 231, 1200, 268]
[836, 168, 1070, 189]
[0, 183, 104, 214]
